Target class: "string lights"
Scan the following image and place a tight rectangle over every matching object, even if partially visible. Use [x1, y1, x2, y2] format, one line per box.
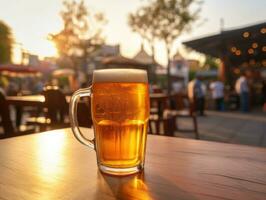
[252, 42, 258, 48]
[242, 31, 250, 38]
[261, 28, 266, 34]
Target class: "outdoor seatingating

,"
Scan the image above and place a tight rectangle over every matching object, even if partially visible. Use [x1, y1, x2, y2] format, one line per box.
[169, 93, 199, 139]
[0, 92, 35, 139]
[149, 95, 176, 136]
[26, 86, 69, 131]
[149, 93, 199, 139]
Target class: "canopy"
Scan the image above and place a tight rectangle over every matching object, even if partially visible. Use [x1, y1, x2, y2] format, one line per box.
[0, 64, 41, 77]
[183, 22, 266, 67]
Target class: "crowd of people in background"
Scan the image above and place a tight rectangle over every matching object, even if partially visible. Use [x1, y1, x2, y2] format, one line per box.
[188, 72, 266, 115]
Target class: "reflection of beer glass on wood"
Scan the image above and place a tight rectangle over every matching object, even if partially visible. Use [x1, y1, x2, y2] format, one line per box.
[69, 69, 150, 175]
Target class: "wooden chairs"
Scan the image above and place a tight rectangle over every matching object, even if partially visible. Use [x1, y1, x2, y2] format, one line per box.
[149, 93, 199, 139]
[149, 95, 176, 136]
[0, 92, 34, 139]
[169, 94, 199, 139]
[26, 86, 69, 131]
[27, 86, 93, 131]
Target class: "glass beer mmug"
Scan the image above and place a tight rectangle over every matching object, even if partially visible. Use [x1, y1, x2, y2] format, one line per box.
[69, 69, 150, 175]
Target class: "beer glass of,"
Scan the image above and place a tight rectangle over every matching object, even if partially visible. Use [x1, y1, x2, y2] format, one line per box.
[69, 69, 150, 175]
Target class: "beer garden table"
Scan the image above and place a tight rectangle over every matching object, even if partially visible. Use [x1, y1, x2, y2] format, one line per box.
[0, 128, 265, 199]
[6, 94, 168, 106]
[6, 95, 71, 107]
[6, 94, 169, 126]
[6, 95, 72, 126]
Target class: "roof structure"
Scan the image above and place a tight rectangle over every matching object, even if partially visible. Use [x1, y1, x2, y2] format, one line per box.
[0, 64, 39, 74]
[172, 51, 185, 61]
[133, 44, 154, 65]
[101, 55, 150, 70]
[183, 22, 266, 67]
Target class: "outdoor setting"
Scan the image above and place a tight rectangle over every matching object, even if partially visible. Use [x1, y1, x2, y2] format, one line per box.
[0, 0, 265, 199]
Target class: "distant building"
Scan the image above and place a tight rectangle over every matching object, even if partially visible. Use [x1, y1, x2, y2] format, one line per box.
[169, 52, 189, 90]
[132, 44, 159, 82]
[88, 44, 121, 73]
[28, 54, 39, 66]
[93, 44, 120, 58]
[92, 44, 159, 83]
[133, 44, 154, 65]
[183, 22, 266, 83]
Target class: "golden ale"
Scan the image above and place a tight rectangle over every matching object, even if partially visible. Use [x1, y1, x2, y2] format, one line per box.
[92, 70, 149, 172]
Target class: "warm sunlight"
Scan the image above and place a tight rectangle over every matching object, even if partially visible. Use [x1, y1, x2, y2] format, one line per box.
[37, 40, 58, 59]
[27, 39, 58, 59]
[121, 175, 152, 200]
[1, 0, 265, 65]
[100, 171, 153, 199]
[35, 131, 66, 184]
[12, 39, 58, 64]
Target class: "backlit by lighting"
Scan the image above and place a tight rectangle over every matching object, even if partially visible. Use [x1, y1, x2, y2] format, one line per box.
[252, 43, 258, 48]
[248, 48, 254, 54]
[231, 47, 237, 52]
[121, 175, 151, 200]
[262, 46, 266, 52]
[242, 32, 250, 38]
[35, 131, 66, 184]
[261, 28, 266, 34]
[99, 172, 152, 200]
[235, 50, 241, 56]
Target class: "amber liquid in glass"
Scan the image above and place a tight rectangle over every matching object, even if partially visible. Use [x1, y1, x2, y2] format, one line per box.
[92, 82, 149, 169]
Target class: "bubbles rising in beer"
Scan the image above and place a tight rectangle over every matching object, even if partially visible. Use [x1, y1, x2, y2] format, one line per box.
[92, 82, 149, 169]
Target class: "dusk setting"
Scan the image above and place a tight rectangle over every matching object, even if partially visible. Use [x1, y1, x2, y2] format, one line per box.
[0, 0, 265, 199]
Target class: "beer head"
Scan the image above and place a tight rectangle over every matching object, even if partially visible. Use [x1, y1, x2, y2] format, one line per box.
[93, 69, 148, 83]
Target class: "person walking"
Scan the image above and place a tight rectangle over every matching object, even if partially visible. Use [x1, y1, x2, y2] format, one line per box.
[235, 73, 249, 112]
[210, 79, 224, 111]
[194, 76, 206, 116]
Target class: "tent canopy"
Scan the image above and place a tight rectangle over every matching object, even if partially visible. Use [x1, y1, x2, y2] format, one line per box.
[0, 64, 41, 77]
[0, 64, 39, 74]
[183, 22, 266, 67]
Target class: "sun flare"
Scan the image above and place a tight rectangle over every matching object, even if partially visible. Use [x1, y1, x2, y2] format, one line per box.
[34, 39, 58, 59]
